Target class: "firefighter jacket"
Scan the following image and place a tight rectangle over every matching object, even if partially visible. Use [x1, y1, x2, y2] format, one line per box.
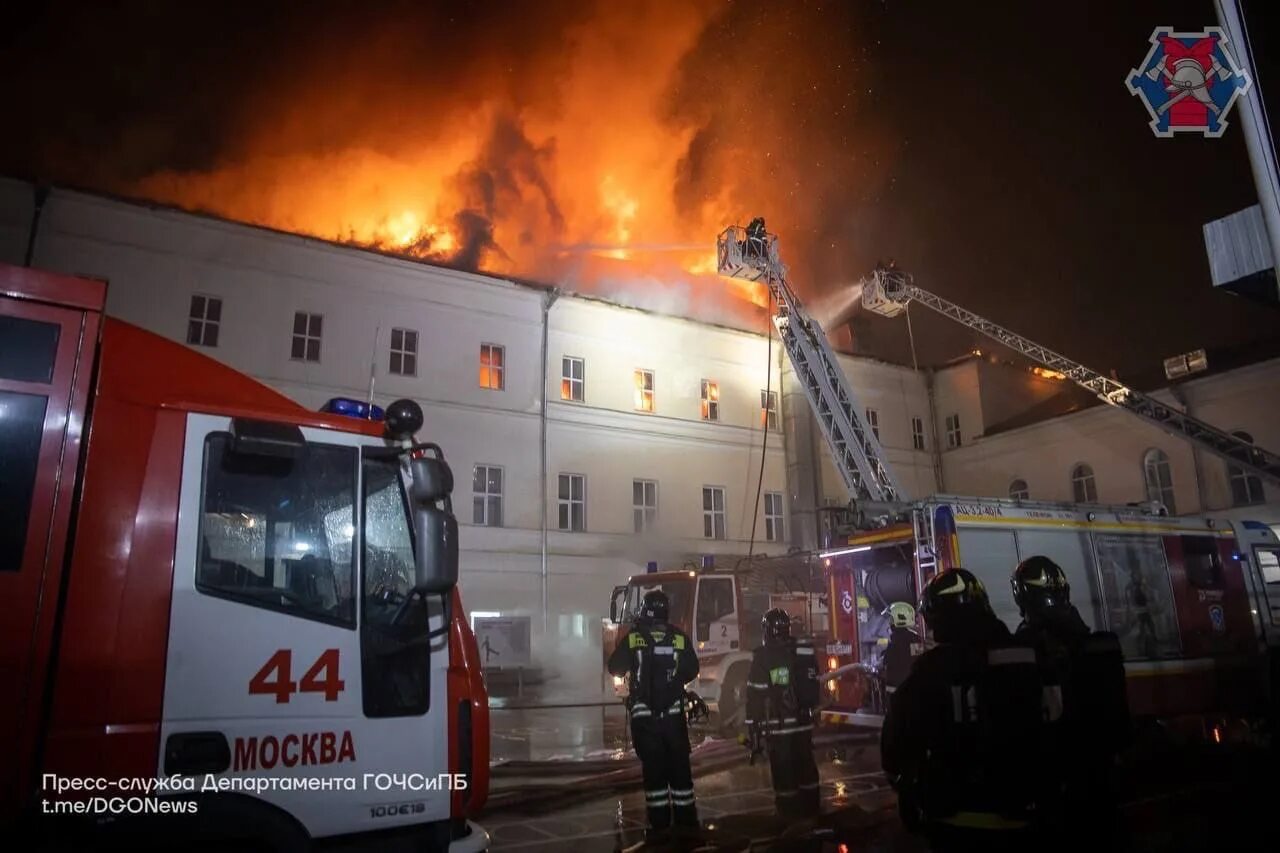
[608, 624, 699, 719]
[1016, 606, 1131, 758]
[745, 639, 820, 733]
[882, 626, 922, 690]
[881, 616, 1051, 829]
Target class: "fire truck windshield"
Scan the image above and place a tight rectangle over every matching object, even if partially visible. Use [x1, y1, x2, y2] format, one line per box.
[197, 434, 357, 625]
[622, 578, 694, 630]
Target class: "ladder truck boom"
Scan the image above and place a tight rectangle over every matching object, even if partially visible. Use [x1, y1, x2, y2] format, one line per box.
[717, 224, 904, 502]
[862, 266, 1280, 488]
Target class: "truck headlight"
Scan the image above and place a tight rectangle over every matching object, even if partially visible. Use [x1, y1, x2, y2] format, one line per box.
[612, 675, 625, 688]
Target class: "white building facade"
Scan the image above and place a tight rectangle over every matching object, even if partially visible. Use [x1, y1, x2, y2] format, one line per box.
[0, 180, 790, 692]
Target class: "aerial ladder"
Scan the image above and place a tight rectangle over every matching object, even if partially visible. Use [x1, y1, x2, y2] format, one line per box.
[717, 222, 1280, 589]
[717, 223, 904, 506]
[860, 266, 1280, 490]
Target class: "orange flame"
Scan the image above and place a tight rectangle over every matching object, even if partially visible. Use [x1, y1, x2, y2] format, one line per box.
[128, 2, 872, 330]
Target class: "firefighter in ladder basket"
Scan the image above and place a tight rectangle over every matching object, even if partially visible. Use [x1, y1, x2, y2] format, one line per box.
[746, 608, 822, 818]
[607, 590, 701, 842]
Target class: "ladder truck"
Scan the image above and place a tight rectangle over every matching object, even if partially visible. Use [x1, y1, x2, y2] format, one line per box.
[714, 223, 1280, 734]
[717, 224, 903, 506]
[860, 265, 1280, 490]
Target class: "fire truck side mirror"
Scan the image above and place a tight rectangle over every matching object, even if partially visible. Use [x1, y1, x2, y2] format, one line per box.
[409, 452, 453, 503]
[408, 447, 458, 593]
[413, 503, 458, 593]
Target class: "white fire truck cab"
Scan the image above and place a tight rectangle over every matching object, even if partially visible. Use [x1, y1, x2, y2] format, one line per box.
[1, 265, 489, 850]
[604, 556, 829, 729]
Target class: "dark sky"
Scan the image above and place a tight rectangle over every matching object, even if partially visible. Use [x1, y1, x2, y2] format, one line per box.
[1, 0, 1277, 376]
[837, 0, 1280, 373]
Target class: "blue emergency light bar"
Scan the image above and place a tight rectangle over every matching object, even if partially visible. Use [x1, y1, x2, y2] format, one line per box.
[321, 397, 385, 421]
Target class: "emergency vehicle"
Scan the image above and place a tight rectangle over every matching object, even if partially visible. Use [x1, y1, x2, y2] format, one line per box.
[676, 221, 1280, 734]
[1, 264, 489, 850]
[603, 555, 831, 728]
[818, 496, 1280, 729]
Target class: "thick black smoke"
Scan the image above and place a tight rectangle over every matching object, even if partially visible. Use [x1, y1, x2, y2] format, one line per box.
[448, 115, 565, 268]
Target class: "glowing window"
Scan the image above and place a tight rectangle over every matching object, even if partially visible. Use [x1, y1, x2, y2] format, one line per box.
[701, 380, 720, 422]
[480, 343, 504, 390]
[635, 369, 655, 412]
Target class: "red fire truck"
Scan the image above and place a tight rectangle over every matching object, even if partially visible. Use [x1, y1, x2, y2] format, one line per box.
[818, 497, 1280, 732]
[1, 264, 489, 850]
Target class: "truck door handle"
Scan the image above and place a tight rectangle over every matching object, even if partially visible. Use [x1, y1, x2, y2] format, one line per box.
[164, 731, 231, 776]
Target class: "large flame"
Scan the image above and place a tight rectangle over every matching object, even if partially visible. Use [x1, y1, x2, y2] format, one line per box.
[126, 1, 878, 328]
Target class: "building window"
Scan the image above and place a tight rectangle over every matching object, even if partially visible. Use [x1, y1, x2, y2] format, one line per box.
[764, 492, 784, 542]
[945, 413, 961, 448]
[761, 390, 779, 430]
[911, 416, 926, 451]
[291, 312, 322, 362]
[480, 343, 504, 390]
[701, 380, 720, 421]
[633, 479, 657, 533]
[389, 328, 418, 376]
[187, 295, 221, 347]
[561, 356, 584, 402]
[472, 464, 503, 527]
[865, 408, 880, 440]
[1071, 463, 1097, 503]
[1142, 449, 1176, 514]
[558, 473, 586, 532]
[1009, 479, 1029, 500]
[702, 486, 726, 540]
[1227, 431, 1265, 507]
[634, 368, 655, 412]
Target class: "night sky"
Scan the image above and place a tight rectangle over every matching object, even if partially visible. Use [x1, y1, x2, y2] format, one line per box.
[1, 0, 1277, 376]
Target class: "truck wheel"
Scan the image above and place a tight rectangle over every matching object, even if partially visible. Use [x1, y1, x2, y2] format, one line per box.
[717, 664, 749, 737]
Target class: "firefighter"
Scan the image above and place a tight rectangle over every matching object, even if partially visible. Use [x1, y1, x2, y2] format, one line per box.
[880, 601, 920, 693]
[1012, 556, 1130, 840]
[745, 609, 822, 818]
[745, 216, 768, 260]
[1010, 556, 1088, 674]
[882, 568, 1049, 851]
[607, 590, 700, 841]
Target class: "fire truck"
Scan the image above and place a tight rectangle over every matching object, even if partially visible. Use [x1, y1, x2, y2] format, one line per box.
[1, 264, 490, 850]
[603, 555, 831, 728]
[660, 222, 1280, 733]
[817, 496, 1280, 729]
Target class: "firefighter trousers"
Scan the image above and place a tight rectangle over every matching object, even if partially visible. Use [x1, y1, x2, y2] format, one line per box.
[766, 727, 820, 817]
[631, 713, 698, 832]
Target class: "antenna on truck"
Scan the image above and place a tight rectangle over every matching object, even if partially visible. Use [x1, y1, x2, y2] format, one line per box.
[366, 325, 380, 418]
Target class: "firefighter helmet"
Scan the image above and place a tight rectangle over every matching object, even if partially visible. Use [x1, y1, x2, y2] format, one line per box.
[638, 589, 669, 625]
[886, 601, 916, 629]
[919, 568, 994, 643]
[762, 608, 792, 645]
[1011, 555, 1071, 616]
